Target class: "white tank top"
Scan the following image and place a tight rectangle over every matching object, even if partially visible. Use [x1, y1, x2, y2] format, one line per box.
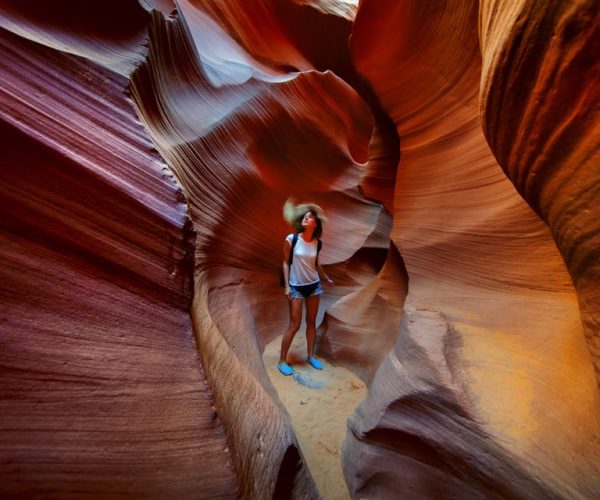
[286, 233, 320, 286]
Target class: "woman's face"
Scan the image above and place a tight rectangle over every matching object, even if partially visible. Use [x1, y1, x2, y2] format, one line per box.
[301, 211, 317, 230]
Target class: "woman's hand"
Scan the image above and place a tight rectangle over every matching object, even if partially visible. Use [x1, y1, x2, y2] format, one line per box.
[284, 286, 291, 300]
[323, 277, 334, 287]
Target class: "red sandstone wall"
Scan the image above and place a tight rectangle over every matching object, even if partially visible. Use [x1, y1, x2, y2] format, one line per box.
[344, 0, 600, 497]
[1, 0, 598, 498]
[0, 8, 237, 498]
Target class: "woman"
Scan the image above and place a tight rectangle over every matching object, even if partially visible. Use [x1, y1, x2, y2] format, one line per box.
[278, 199, 333, 376]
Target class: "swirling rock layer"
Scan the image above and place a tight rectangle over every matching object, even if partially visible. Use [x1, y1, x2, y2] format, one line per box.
[0, 22, 236, 498]
[346, 0, 600, 497]
[129, 4, 400, 496]
[1, 0, 599, 498]
[480, 0, 600, 383]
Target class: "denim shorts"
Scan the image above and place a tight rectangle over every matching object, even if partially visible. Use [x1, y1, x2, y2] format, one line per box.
[289, 281, 323, 299]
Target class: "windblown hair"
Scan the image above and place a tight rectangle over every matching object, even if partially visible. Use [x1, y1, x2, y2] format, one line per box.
[283, 198, 327, 240]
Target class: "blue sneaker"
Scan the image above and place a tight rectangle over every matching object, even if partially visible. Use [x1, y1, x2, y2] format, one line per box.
[277, 362, 294, 376]
[306, 356, 323, 370]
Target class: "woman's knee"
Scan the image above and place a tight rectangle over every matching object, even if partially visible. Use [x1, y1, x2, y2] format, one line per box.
[288, 320, 301, 333]
[305, 311, 317, 327]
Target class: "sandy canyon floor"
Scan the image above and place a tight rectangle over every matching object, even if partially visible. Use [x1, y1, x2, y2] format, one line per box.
[263, 331, 367, 500]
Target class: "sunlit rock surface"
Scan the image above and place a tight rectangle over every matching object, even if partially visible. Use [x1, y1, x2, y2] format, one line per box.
[1, 0, 598, 498]
[346, 0, 600, 498]
[480, 0, 600, 385]
[129, 3, 397, 496]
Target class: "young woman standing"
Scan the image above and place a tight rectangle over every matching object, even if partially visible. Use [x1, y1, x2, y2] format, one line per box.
[278, 200, 333, 376]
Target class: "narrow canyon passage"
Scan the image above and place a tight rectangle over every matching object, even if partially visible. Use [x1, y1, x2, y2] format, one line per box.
[87, 1, 600, 496]
[1, 0, 598, 498]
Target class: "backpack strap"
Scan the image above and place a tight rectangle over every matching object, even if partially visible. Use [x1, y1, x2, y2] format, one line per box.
[288, 233, 299, 267]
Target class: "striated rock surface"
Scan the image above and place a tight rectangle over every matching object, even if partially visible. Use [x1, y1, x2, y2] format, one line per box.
[0, 15, 237, 499]
[129, 3, 399, 496]
[346, 0, 600, 498]
[479, 0, 600, 384]
[2, 0, 599, 498]
[0, 0, 150, 75]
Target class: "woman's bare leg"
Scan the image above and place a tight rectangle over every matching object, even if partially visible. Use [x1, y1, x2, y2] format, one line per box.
[280, 298, 303, 363]
[305, 295, 320, 357]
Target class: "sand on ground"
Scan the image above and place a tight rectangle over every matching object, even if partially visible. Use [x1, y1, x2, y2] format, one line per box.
[263, 331, 367, 500]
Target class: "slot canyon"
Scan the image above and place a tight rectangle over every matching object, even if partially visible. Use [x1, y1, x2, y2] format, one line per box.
[1, 0, 598, 498]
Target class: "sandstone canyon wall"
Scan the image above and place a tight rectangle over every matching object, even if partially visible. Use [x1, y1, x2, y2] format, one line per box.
[344, 0, 599, 498]
[0, 7, 238, 497]
[1, 0, 598, 498]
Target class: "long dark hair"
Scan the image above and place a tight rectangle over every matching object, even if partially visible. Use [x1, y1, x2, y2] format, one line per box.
[293, 210, 323, 239]
[283, 199, 326, 240]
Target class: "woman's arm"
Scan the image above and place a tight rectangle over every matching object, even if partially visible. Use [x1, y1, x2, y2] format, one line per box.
[283, 240, 291, 297]
[317, 265, 333, 284]
[316, 253, 333, 284]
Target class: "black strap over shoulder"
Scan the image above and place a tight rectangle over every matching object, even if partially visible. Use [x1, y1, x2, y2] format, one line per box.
[280, 234, 322, 286]
[280, 233, 299, 287]
[288, 232, 299, 267]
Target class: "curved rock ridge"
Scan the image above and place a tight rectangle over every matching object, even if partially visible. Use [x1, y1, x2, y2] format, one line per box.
[0, 0, 150, 75]
[479, 0, 600, 385]
[0, 19, 237, 500]
[129, 5, 406, 495]
[171, 0, 405, 378]
[319, 221, 408, 382]
[4, 0, 597, 498]
[177, 0, 399, 212]
[347, 0, 600, 497]
[343, 309, 564, 500]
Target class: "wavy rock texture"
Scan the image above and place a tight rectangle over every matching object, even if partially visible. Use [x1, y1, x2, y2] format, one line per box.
[0, 0, 150, 75]
[173, 0, 400, 212]
[0, 13, 237, 500]
[346, 0, 600, 498]
[2, 0, 599, 498]
[480, 0, 600, 384]
[129, 3, 406, 496]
